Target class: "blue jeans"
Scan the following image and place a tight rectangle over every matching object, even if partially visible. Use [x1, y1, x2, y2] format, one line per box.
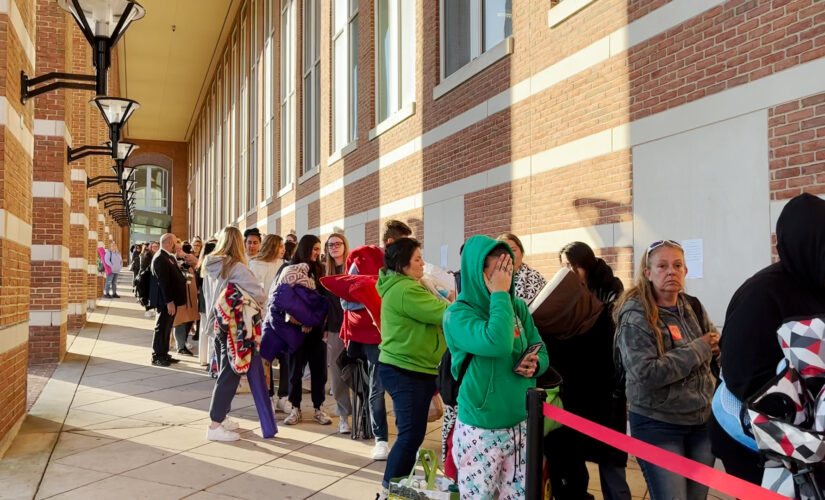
[629, 412, 714, 500]
[104, 273, 118, 295]
[364, 343, 388, 441]
[379, 363, 436, 488]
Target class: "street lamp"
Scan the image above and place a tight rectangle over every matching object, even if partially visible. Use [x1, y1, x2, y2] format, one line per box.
[58, 0, 145, 94]
[68, 140, 137, 163]
[21, 0, 145, 103]
[92, 97, 140, 157]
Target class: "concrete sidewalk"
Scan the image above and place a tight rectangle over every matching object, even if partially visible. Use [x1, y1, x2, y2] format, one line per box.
[0, 277, 691, 500]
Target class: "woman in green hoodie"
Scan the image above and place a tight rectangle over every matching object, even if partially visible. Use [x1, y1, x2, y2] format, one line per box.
[375, 238, 449, 494]
[443, 235, 548, 499]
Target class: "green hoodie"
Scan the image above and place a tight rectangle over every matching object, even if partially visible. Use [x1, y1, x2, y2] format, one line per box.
[375, 269, 448, 375]
[443, 235, 548, 429]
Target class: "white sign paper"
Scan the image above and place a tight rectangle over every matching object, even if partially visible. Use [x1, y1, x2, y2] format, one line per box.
[682, 239, 703, 279]
[440, 245, 449, 269]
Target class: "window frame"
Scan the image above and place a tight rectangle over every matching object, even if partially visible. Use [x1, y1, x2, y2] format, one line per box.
[371, 0, 415, 140]
[300, 0, 321, 182]
[280, 0, 296, 194]
[262, 0, 274, 202]
[434, 0, 513, 100]
[331, 0, 359, 158]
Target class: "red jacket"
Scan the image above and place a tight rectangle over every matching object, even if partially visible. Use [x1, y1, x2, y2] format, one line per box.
[320, 245, 384, 345]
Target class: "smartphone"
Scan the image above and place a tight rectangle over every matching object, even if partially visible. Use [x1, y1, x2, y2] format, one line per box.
[513, 342, 543, 373]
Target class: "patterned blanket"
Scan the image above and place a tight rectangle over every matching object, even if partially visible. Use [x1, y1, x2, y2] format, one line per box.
[214, 283, 262, 375]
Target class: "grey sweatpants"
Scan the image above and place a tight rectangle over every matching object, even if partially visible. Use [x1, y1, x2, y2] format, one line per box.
[327, 332, 352, 417]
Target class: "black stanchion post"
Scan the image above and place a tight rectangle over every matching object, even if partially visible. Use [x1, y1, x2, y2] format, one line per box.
[526, 387, 546, 500]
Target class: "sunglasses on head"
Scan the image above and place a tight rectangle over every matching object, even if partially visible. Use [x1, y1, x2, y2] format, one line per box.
[646, 240, 682, 260]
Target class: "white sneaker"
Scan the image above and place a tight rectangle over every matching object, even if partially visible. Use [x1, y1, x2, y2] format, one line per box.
[284, 408, 302, 425]
[313, 409, 332, 425]
[372, 440, 389, 460]
[144, 310, 153, 318]
[206, 425, 240, 442]
[274, 396, 290, 413]
[221, 417, 239, 431]
[338, 417, 351, 434]
[376, 489, 389, 500]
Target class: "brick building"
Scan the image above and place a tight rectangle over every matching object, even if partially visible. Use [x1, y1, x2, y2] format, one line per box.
[1, 0, 824, 457]
[183, 0, 823, 328]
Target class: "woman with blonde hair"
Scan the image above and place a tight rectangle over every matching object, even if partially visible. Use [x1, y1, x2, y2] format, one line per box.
[323, 233, 352, 433]
[249, 234, 286, 294]
[614, 240, 720, 499]
[202, 226, 266, 441]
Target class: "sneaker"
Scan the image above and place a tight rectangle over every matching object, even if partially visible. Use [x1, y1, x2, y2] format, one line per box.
[221, 417, 240, 431]
[177, 347, 194, 356]
[372, 440, 389, 460]
[376, 489, 389, 500]
[274, 396, 290, 413]
[338, 417, 351, 434]
[104, 293, 111, 298]
[313, 409, 332, 425]
[284, 408, 302, 425]
[112, 294, 121, 298]
[151, 356, 170, 367]
[206, 424, 240, 442]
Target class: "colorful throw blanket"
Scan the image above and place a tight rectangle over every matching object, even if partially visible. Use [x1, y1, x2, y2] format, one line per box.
[214, 283, 263, 375]
[275, 263, 315, 290]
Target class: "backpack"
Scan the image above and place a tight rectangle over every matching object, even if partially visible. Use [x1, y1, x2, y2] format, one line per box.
[135, 268, 152, 308]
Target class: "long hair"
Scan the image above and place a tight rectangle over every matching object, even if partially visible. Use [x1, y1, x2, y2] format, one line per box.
[202, 226, 246, 279]
[613, 242, 683, 357]
[196, 239, 217, 272]
[253, 234, 284, 263]
[291, 234, 324, 286]
[324, 233, 349, 276]
[559, 241, 622, 301]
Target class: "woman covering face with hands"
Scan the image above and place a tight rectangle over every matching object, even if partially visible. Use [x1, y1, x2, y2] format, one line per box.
[443, 235, 548, 499]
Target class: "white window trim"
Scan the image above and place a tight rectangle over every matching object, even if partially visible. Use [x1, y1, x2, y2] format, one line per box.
[260, 197, 273, 208]
[374, 0, 415, 129]
[278, 182, 294, 198]
[302, 0, 321, 177]
[434, 36, 513, 100]
[548, 0, 597, 28]
[281, 0, 296, 190]
[369, 101, 415, 140]
[298, 165, 320, 184]
[333, 1, 359, 153]
[328, 140, 358, 165]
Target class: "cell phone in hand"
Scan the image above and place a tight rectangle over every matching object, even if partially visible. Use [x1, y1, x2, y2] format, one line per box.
[513, 342, 543, 373]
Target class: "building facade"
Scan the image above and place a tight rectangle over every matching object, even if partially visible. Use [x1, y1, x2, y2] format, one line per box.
[187, 0, 825, 327]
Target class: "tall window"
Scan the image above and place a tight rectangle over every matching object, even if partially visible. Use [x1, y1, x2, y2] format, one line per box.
[216, 69, 224, 228]
[134, 166, 170, 214]
[333, 0, 358, 151]
[376, 0, 413, 124]
[303, 0, 321, 175]
[442, 0, 511, 78]
[263, 0, 274, 199]
[240, 9, 249, 214]
[230, 32, 238, 221]
[249, 0, 259, 209]
[280, 0, 295, 189]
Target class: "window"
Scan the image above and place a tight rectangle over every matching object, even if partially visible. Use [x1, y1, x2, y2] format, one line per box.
[302, 0, 321, 176]
[134, 165, 170, 214]
[376, 0, 413, 124]
[263, 0, 274, 199]
[230, 31, 238, 220]
[249, 0, 259, 209]
[333, 0, 358, 152]
[240, 9, 249, 214]
[216, 68, 224, 228]
[442, 0, 511, 79]
[280, 0, 295, 190]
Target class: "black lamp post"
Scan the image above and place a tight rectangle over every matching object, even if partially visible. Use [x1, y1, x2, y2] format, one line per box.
[92, 97, 140, 157]
[21, 0, 145, 103]
[68, 140, 137, 163]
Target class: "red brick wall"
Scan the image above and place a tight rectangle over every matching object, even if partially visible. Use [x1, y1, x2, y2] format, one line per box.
[769, 91, 825, 199]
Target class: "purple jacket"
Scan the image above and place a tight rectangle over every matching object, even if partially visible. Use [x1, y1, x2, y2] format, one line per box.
[260, 283, 329, 361]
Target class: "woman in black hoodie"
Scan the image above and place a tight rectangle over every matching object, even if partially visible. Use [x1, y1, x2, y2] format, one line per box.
[711, 193, 825, 483]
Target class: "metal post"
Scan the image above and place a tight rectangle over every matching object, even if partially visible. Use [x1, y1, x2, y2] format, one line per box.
[526, 387, 546, 500]
[94, 38, 109, 95]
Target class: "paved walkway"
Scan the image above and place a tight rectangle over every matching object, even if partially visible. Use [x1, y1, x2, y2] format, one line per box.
[0, 276, 733, 500]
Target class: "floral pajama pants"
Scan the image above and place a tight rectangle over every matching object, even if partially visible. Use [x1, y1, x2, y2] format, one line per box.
[452, 419, 527, 500]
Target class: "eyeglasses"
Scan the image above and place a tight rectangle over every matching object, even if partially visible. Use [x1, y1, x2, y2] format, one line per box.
[646, 240, 682, 260]
[327, 241, 344, 249]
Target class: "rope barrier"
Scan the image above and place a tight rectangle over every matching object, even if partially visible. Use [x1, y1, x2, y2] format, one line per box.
[524, 388, 787, 500]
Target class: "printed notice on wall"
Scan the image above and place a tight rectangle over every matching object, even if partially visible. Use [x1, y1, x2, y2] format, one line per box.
[682, 239, 703, 279]
[440, 245, 449, 269]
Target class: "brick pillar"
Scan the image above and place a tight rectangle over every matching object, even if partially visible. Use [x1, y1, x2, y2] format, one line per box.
[0, 0, 37, 454]
[68, 23, 92, 323]
[29, 0, 73, 363]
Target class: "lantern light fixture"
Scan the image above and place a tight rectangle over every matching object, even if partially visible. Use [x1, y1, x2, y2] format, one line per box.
[92, 97, 140, 155]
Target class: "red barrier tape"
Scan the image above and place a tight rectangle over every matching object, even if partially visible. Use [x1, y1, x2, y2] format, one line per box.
[542, 403, 787, 500]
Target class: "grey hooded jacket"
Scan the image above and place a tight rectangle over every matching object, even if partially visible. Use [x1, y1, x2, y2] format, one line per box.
[615, 294, 716, 426]
[202, 256, 266, 335]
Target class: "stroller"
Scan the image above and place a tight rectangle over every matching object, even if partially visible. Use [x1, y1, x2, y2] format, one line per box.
[339, 345, 374, 440]
[747, 316, 825, 499]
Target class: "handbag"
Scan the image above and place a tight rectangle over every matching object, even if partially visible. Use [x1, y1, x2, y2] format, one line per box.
[388, 449, 458, 500]
[428, 393, 445, 423]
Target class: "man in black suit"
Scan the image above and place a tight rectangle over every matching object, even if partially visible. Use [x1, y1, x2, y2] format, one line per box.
[150, 233, 197, 366]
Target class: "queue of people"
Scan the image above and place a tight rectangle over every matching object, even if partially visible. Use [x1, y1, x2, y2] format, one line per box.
[117, 191, 825, 499]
